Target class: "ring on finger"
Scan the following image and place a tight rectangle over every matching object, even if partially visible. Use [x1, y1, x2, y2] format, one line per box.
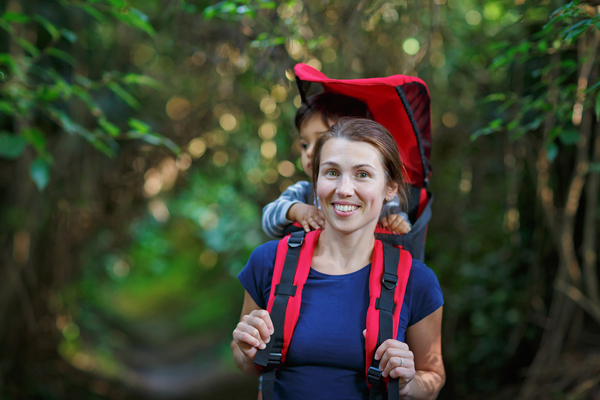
[400, 357, 404, 367]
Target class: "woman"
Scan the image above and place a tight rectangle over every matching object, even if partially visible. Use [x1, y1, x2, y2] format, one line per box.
[232, 118, 445, 399]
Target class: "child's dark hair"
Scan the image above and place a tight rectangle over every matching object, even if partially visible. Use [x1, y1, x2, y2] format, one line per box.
[295, 92, 372, 131]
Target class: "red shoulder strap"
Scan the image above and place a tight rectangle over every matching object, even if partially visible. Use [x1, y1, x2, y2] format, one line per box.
[266, 230, 321, 364]
[364, 240, 413, 385]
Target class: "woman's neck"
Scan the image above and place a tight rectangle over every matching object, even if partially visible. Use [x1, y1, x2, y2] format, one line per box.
[312, 223, 376, 275]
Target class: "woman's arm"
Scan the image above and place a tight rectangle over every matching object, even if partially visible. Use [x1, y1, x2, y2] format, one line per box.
[376, 306, 445, 400]
[231, 291, 274, 376]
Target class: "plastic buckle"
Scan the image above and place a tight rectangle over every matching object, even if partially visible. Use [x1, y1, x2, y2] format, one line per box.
[267, 352, 283, 367]
[288, 231, 304, 248]
[382, 272, 398, 290]
[368, 366, 383, 386]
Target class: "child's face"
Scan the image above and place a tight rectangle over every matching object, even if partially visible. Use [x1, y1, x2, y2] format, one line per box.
[300, 113, 331, 176]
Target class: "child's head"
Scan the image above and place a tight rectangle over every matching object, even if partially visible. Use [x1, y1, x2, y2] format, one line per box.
[295, 92, 372, 176]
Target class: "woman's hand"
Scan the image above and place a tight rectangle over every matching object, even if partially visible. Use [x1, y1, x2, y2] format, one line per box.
[287, 203, 326, 232]
[233, 309, 274, 362]
[375, 339, 415, 397]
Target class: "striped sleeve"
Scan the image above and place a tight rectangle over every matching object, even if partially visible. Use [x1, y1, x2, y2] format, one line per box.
[262, 180, 312, 239]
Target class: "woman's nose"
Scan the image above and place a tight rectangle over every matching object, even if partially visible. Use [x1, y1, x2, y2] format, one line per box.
[336, 175, 354, 197]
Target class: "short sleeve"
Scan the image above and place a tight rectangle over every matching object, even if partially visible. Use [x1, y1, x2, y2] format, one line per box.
[237, 240, 279, 309]
[408, 260, 444, 326]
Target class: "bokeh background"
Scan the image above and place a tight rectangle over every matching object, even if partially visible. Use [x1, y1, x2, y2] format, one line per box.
[2, 0, 600, 399]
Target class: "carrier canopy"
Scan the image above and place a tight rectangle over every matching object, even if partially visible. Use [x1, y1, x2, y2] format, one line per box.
[294, 63, 432, 188]
[254, 229, 413, 400]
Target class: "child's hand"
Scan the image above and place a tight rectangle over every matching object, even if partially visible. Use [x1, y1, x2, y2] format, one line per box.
[381, 214, 411, 235]
[287, 203, 326, 232]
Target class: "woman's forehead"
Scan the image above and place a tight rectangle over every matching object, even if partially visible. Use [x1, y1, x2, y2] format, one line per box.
[321, 138, 382, 167]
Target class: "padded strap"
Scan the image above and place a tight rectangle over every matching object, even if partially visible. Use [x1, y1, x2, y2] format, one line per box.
[254, 231, 306, 400]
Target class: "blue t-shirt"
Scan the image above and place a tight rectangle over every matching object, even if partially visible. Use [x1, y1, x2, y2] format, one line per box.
[238, 240, 443, 400]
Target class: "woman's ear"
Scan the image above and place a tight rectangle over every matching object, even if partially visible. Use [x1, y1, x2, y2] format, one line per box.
[385, 183, 399, 202]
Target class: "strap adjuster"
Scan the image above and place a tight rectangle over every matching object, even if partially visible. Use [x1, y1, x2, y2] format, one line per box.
[368, 366, 383, 386]
[382, 272, 398, 290]
[288, 231, 304, 248]
[267, 352, 282, 367]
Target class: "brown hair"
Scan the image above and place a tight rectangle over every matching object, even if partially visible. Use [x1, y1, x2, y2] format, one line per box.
[311, 117, 408, 212]
[295, 92, 372, 131]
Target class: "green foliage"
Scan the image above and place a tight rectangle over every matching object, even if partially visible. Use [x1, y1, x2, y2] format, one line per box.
[0, 0, 178, 191]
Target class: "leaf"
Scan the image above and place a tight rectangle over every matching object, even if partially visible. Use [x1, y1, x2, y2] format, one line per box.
[589, 162, 600, 173]
[559, 128, 581, 145]
[17, 37, 40, 57]
[61, 29, 78, 43]
[0, 101, 15, 115]
[471, 118, 503, 141]
[128, 118, 151, 133]
[122, 73, 162, 88]
[1, 12, 30, 24]
[21, 128, 46, 153]
[0, 132, 27, 159]
[46, 47, 77, 65]
[34, 15, 60, 40]
[108, 82, 140, 109]
[74, 3, 106, 22]
[561, 19, 590, 42]
[126, 131, 181, 155]
[112, 8, 156, 36]
[30, 157, 50, 191]
[596, 91, 600, 121]
[546, 141, 559, 161]
[98, 117, 120, 137]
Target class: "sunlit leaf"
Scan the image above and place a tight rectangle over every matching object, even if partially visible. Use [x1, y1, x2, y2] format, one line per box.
[30, 157, 50, 191]
[98, 117, 120, 137]
[0, 132, 27, 159]
[122, 73, 162, 88]
[1, 12, 30, 24]
[0, 101, 15, 115]
[128, 118, 151, 133]
[112, 8, 156, 36]
[126, 131, 181, 155]
[471, 118, 503, 140]
[46, 48, 77, 65]
[22, 128, 46, 154]
[108, 82, 140, 109]
[34, 14, 60, 40]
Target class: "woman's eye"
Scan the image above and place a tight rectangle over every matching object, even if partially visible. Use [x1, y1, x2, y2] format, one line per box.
[326, 170, 338, 177]
[357, 172, 369, 178]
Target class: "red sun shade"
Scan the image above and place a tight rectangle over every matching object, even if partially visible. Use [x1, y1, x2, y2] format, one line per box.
[294, 63, 432, 187]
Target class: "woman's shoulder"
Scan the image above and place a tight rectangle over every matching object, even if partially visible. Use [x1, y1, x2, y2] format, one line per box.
[247, 239, 280, 269]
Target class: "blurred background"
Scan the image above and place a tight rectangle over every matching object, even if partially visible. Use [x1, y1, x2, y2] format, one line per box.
[2, 0, 600, 399]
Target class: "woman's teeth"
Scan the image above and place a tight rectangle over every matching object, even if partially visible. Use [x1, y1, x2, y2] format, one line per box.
[334, 204, 358, 212]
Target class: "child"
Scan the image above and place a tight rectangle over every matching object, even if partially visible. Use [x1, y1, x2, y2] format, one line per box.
[262, 92, 411, 238]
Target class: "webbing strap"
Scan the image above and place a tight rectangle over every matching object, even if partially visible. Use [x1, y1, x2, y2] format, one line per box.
[254, 230, 305, 400]
[368, 242, 400, 400]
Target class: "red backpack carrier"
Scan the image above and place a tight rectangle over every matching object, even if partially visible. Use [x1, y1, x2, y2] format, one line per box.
[254, 229, 412, 400]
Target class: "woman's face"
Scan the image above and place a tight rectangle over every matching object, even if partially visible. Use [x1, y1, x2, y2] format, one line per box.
[316, 138, 397, 235]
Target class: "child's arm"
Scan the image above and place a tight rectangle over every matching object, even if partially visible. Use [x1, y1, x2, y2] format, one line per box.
[262, 181, 316, 239]
[380, 194, 412, 235]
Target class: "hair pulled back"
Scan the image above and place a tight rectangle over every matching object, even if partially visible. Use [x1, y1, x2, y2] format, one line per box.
[311, 117, 408, 211]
